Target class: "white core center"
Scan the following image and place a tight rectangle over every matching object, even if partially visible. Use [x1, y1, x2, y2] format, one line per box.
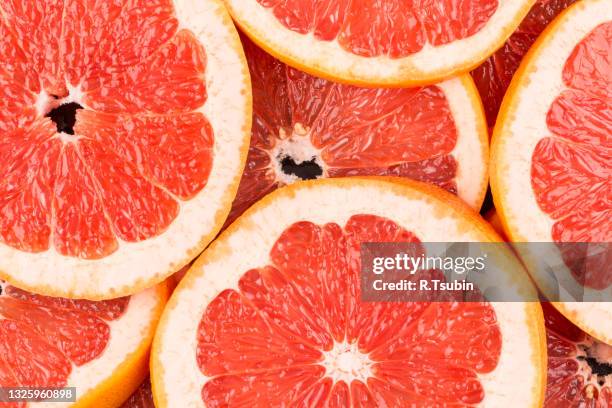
[36, 85, 87, 144]
[271, 122, 325, 184]
[322, 341, 373, 383]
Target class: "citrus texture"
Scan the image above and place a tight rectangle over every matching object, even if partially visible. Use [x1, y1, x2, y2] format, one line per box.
[229, 36, 488, 223]
[0, 0, 251, 299]
[544, 302, 612, 407]
[153, 178, 545, 407]
[472, 0, 578, 128]
[491, 0, 611, 341]
[0, 281, 167, 407]
[224, 0, 535, 86]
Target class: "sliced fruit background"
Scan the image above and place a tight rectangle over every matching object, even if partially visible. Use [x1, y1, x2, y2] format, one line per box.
[229, 35, 488, 224]
[224, 0, 536, 86]
[153, 178, 546, 407]
[0, 282, 168, 408]
[472, 0, 578, 128]
[0, 0, 251, 300]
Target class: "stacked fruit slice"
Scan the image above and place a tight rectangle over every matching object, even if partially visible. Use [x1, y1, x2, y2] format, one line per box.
[153, 178, 546, 407]
[0, 281, 167, 407]
[491, 0, 611, 343]
[224, 0, 535, 86]
[228, 36, 489, 223]
[0, 0, 251, 299]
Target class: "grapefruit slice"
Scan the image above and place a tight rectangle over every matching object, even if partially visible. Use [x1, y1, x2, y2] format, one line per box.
[472, 0, 578, 128]
[0, 0, 251, 299]
[152, 178, 546, 407]
[543, 302, 612, 406]
[0, 281, 168, 407]
[491, 0, 611, 342]
[223, 0, 535, 86]
[228, 37, 488, 223]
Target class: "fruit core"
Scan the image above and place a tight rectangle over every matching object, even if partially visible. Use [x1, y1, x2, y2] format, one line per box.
[578, 341, 612, 389]
[37, 88, 85, 136]
[273, 123, 324, 182]
[322, 341, 373, 383]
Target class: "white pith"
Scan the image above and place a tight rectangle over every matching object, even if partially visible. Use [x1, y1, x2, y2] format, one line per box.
[264, 76, 487, 210]
[154, 179, 543, 407]
[270, 123, 325, 185]
[322, 341, 373, 384]
[0, 285, 162, 408]
[575, 336, 612, 390]
[440, 77, 488, 210]
[0, 0, 250, 299]
[492, 0, 612, 342]
[224, 0, 533, 85]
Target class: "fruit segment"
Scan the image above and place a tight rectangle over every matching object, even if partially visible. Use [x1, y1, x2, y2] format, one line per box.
[0, 121, 59, 253]
[0, 0, 65, 95]
[83, 30, 207, 114]
[76, 111, 213, 200]
[0, 0, 213, 259]
[197, 215, 501, 406]
[62, 0, 178, 89]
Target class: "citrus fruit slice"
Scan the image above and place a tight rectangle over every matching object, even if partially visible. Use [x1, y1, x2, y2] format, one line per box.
[223, 0, 535, 86]
[491, 0, 611, 342]
[0, 281, 168, 407]
[472, 0, 578, 128]
[0, 0, 251, 299]
[152, 178, 546, 407]
[228, 37, 488, 223]
[543, 302, 612, 406]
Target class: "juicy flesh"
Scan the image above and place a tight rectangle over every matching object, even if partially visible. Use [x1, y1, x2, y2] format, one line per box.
[531, 22, 612, 289]
[544, 303, 612, 406]
[0, 281, 129, 402]
[229, 38, 459, 222]
[471, 0, 578, 127]
[197, 214, 502, 407]
[256, 0, 499, 58]
[0, 0, 213, 259]
[120, 377, 155, 408]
